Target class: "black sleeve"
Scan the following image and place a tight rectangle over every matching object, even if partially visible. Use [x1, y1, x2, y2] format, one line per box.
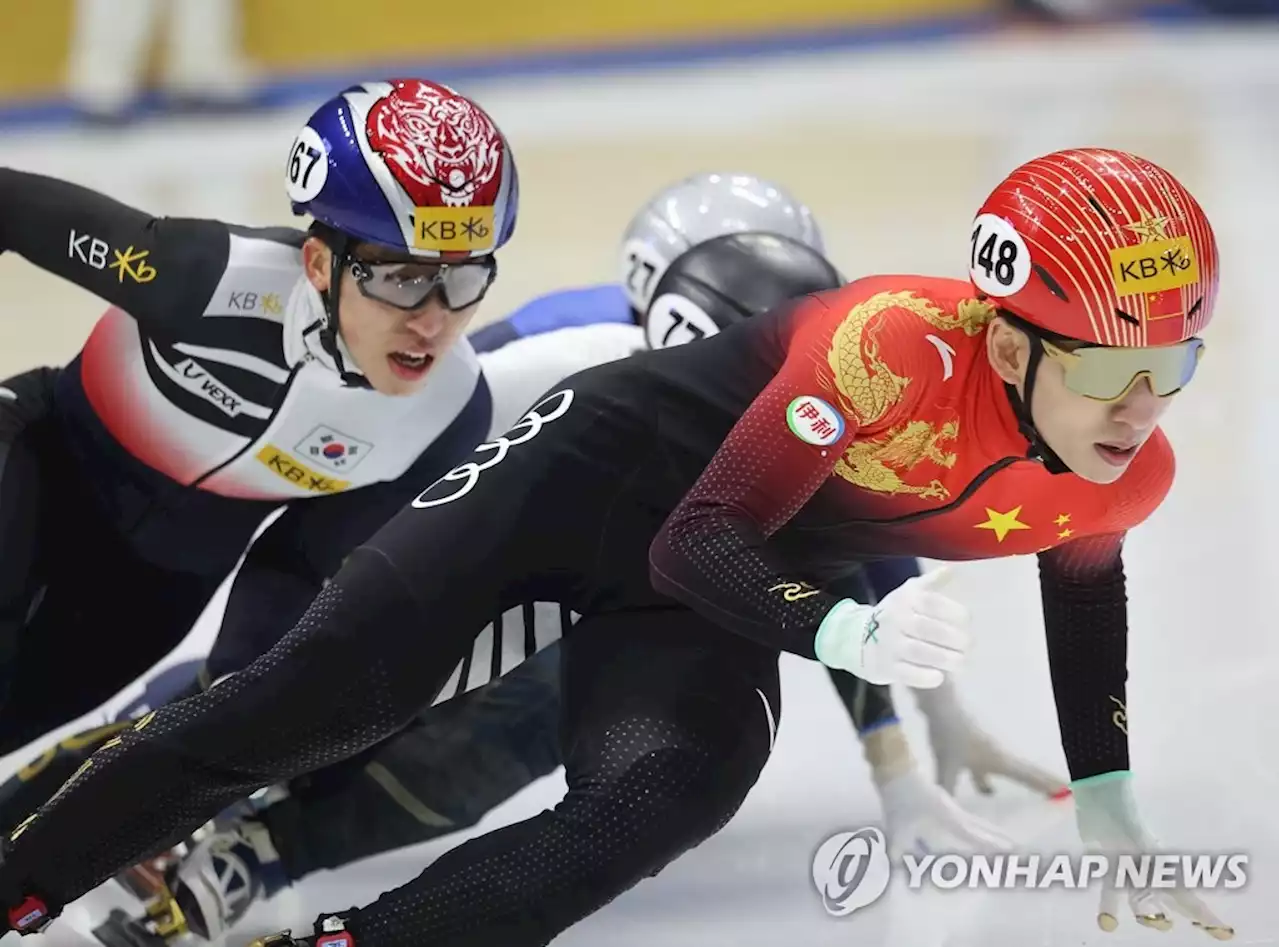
[206, 379, 494, 679]
[0, 168, 231, 333]
[1038, 532, 1131, 782]
[648, 300, 855, 660]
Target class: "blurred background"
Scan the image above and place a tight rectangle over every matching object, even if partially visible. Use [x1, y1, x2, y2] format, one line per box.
[0, 1, 1276, 945]
[0, 0, 1273, 123]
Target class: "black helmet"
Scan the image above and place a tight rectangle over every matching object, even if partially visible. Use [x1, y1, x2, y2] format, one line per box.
[642, 231, 843, 350]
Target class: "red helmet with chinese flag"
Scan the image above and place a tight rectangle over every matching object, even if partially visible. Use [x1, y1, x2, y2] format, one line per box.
[968, 148, 1218, 348]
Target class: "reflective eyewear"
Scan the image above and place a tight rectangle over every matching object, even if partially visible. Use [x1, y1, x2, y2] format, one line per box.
[1040, 337, 1204, 402]
[348, 257, 497, 312]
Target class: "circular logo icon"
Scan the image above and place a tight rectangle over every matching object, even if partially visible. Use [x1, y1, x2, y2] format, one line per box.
[811, 827, 892, 917]
[786, 396, 845, 447]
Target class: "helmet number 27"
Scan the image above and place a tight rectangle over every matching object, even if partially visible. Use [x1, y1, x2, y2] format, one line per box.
[627, 252, 656, 299]
[969, 213, 1031, 297]
[621, 239, 671, 311]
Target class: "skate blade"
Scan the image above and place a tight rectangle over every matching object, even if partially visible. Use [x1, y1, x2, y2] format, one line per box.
[92, 909, 171, 947]
[92, 890, 189, 947]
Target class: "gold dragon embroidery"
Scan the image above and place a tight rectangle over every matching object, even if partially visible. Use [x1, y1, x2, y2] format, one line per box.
[825, 292, 995, 500]
[835, 420, 959, 500]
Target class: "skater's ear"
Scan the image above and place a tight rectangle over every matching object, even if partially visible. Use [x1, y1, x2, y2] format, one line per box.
[303, 236, 333, 293]
[986, 315, 1031, 389]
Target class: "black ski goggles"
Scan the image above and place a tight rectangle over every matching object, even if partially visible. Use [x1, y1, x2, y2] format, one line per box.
[347, 256, 498, 312]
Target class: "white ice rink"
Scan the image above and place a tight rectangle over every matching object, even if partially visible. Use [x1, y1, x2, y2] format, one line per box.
[0, 20, 1275, 947]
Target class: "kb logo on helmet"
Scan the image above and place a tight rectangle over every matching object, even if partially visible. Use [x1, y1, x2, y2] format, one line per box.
[413, 206, 495, 253]
[1109, 236, 1199, 296]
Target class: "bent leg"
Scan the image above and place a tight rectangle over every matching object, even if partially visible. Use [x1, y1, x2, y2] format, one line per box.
[264, 643, 564, 879]
[322, 610, 780, 947]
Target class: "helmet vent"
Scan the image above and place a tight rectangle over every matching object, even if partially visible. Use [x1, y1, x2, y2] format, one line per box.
[1033, 264, 1070, 302]
[1114, 308, 1141, 327]
[1085, 195, 1112, 224]
[1186, 297, 1204, 323]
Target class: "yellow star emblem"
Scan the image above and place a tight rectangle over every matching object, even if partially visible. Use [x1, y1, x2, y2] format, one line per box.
[1054, 513, 1071, 527]
[1058, 528, 1074, 539]
[1122, 207, 1171, 243]
[974, 506, 1032, 543]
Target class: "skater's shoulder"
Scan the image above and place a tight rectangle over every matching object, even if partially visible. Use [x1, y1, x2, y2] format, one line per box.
[221, 224, 309, 269]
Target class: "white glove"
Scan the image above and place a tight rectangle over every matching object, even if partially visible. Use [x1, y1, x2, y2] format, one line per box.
[914, 678, 1069, 798]
[814, 567, 969, 688]
[1073, 773, 1234, 940]
[863, 724, 1013, 860]
[879, 767, 1014, 860]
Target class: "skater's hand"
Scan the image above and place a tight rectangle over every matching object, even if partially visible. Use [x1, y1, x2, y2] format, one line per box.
[914, 679, 1068, 798]
[1073, 773, 1233, 940]
[877, 764, 1013, 860]
[815, 568, 969, 688]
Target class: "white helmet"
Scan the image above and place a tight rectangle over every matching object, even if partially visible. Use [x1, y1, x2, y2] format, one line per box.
[619, 172, 824, 312]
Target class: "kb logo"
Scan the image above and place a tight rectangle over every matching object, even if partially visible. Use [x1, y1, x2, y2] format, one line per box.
[412, 206, 497, 253]
[412, 389, 574, 509]
[811, 827, 892, 916]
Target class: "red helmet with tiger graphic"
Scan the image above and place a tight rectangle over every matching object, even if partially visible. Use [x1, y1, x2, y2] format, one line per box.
[968, 148, 1217, 348]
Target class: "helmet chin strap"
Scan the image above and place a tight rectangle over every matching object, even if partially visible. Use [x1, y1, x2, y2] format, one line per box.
[321, 234, 373, 390]
[1004, 340, 1072, 476]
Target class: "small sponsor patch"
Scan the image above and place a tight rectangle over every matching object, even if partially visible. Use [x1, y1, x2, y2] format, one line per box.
[1109, 235, 1199, 297]
[786, 396, 845, 446]
[412, 206, 495, 252]
[256, 445, 350, 494]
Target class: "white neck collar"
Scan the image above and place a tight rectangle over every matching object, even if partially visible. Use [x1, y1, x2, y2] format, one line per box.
[283, 276, 365, 380]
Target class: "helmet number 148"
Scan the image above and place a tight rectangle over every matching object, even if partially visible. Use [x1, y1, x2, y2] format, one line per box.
[968, 213, 1032, 297]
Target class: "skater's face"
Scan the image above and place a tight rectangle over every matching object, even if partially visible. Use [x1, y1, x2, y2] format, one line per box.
[987, 317, 1174, 484]
[304, 238, 486, 396]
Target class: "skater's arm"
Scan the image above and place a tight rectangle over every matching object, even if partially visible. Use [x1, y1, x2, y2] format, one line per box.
[1038, 434, 1174, 782]
[1037, 533, 1133, 781]
[0, 168, 230, 331]
[649, 289, 931, 658]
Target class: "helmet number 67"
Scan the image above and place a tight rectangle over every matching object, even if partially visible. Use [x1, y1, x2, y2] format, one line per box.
[285, 127, 330, 204]
[290, 141, 322, 189]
